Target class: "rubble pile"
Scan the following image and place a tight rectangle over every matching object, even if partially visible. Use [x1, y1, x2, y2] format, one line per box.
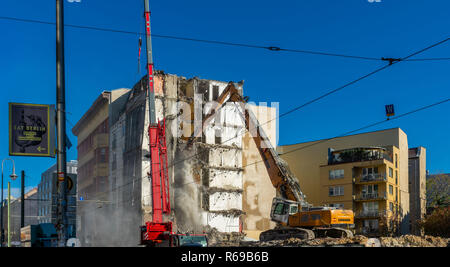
[205, 226, 246, 247]
[241, 236, 365, 247]
[379, 235, 448, 247]
[238, 235, 449, 247]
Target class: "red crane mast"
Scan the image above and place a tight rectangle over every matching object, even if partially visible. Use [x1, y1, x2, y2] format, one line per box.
[140, 0, 172, 246]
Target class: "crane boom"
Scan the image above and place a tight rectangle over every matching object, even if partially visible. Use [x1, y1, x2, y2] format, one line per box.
[141, 0, 172, 246]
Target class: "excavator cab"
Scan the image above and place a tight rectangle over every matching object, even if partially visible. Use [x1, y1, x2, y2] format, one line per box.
[270, 197, 300, 224]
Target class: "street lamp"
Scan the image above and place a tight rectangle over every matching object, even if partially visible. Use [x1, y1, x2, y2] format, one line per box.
[1, 158, 17, 247]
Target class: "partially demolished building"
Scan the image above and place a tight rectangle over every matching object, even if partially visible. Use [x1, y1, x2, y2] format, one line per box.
[75, 72, 277, 246]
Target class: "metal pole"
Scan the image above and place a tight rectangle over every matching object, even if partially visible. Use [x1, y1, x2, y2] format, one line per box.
[1, 171, 3, 247]
[56, 0, 67, 247]
[21, 171, 25, 228]
[144, 0, 157, 126]
[7, 182, 10, 247]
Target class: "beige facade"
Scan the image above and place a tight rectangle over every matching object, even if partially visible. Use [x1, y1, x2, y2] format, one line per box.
[408, 147, 427, 235]
[277, 128, 411, 235]
[242, 104, 277, 240]
[72, 89, 129, 246]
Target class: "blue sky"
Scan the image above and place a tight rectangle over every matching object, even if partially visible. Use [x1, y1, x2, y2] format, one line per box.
[0, 0, 449, 196]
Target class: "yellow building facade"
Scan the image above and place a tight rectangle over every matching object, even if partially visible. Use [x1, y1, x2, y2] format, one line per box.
[319, 146, 401, 235]
[278, 128, 410, 236]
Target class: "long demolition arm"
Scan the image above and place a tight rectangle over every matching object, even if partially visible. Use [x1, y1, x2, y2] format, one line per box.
[188, 83, 309, 206]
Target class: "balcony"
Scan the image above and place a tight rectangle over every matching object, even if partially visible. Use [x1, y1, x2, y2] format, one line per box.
[354, 192, 387, 201]
[354, 173, 387, 184]
[355, 210, 388, 219]
[358, 227, 380, 236]
[328, 147, 392, 165]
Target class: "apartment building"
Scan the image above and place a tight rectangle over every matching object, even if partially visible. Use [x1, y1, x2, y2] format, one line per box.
[72, 89, 130, 246]
[37, 160, 78, 238]
[278, 128, 411, 236]
[321, 146, 401, 236]
[1, 188, 38, 246]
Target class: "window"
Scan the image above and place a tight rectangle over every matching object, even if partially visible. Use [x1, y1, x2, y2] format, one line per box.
[329, 169, 344, 180]
[362, 184, 378, 195]
[363, 167, 379, 175]
[362, 167, 379, 180]
[364, 219, 379, 231]
[395, 171, 398, 185]
[274, 203, 287, 215]
[395, 154, 398, 168]
[363, 202, 378, 212]
[390, 202, 394, 211]
[112, 133, 116, 150]
[112, 153, 117, 171]
[215, 129, 221, 145]
[301, 214, 309, 222]
[289, 205, 298, 215]
[329, 186, 344, 196]
[329, 203, 344, 209]
[212, 85, 220, 100]
[389, 185, 394, 195]
[389, 167, 393, 178]
[98, 148, 107, 163]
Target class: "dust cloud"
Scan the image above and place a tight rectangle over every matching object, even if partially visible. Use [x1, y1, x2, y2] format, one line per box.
[172, 144, 205, 234]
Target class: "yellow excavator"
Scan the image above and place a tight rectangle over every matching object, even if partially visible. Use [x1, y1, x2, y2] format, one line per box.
[186, 82, 354, 241]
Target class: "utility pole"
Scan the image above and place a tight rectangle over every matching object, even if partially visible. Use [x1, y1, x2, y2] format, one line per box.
[7, 182, 10, 247]
[21, 171, 24, 229]
[56, 0, 67, 247]
[1, 171, 4, 247]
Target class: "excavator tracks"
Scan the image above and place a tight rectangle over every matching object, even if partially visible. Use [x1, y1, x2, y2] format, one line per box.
[313, 227, 354, 239]
[259, 227, 315, 242]
[260, 227, 354, 242]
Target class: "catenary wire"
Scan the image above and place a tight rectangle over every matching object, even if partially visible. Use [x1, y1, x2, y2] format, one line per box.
[2, 16, 448, 205]
[83, 96, 450, 204]
[83, 37, 450, 200]
[0, 16, 449, 62]
[148, 37, 450, 177]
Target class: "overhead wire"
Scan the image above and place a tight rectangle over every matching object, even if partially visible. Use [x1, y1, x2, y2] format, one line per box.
[145, 37, 450, 178]
[0, 16, 449, 62]
[80, 96, 450, 208]
[1, 16, 449, 209]
[81, 37, 450, 202]
[178, 97, 450, 187]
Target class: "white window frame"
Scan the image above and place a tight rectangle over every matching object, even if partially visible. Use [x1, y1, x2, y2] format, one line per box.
[329, 169, 345, 180]
[329, 186, 344, 196]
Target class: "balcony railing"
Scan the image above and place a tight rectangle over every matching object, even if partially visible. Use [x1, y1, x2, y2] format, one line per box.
[329, 148, 393, 165]
[355, 210, 388, 218]
[359, 227, 380, 235]
[355, 173, 387, 183]
[354, 192, 387, 201]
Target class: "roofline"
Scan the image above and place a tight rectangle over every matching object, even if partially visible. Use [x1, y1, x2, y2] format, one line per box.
[72, 91, 111, 135]
[279, 127, 404, 147]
